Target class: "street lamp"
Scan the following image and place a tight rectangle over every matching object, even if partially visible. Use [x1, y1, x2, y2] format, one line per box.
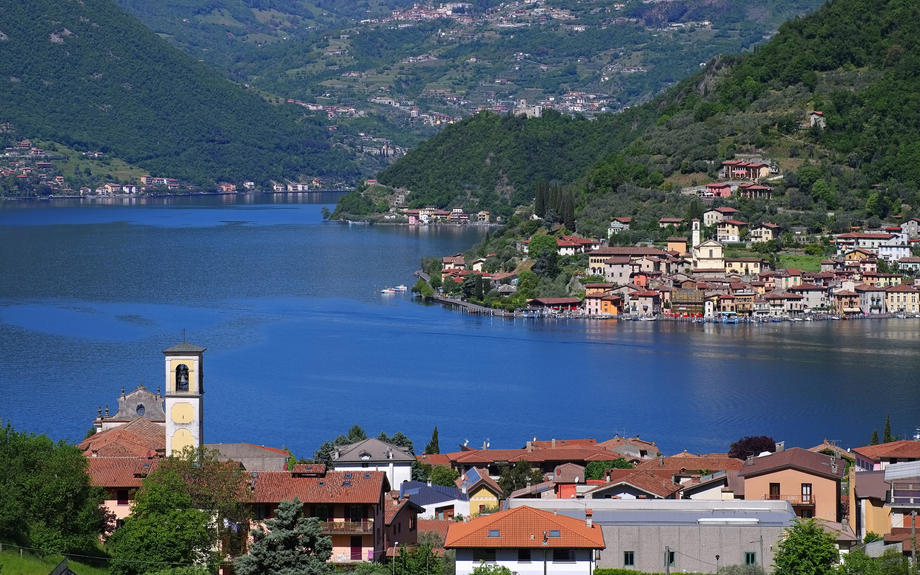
[393, 542, 398, 575]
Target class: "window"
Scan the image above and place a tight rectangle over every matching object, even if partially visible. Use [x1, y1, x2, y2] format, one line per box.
[801, 483, 813, 504]
[254, 505, 270, 520]
[553, 549, 574, 562]
[135, 404, 145, 416]
[312, 505, 330, 522]
[549, 530, 561, 538]
[769, 483, 780, 500]
[624, 551, 635, 567]
[472, 549, 496, 562]
[518, 549, 531, 562]
[664, 551, 675, 568]
[488, 530, 500, 538]
[175, 364, 189, 392]
[745, 552, 757, 566]
[116, 489, 129, 505]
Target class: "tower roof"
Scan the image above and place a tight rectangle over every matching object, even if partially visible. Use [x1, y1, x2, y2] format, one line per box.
[163, 342, 206, 354]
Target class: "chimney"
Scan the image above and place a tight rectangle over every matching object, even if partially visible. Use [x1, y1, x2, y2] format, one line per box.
[658, 455, 664, 467]
[526, 441, 533, 452]
[775, 441, 785, 453]
[746, 455, 755, 466]
[586, 509, 593, 528]
[552, 439, 556, 449]
[483, 441, 488, 451]
[427, 479, 432, 487]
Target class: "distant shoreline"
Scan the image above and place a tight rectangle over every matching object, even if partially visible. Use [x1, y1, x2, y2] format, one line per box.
[0, 189, 353, 202]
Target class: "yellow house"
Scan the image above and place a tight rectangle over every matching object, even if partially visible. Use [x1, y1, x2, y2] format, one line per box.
[845, 249, 875, 262]
[666, 237, 688, 255]
[848, 468, 891, 541]
[458, 467, 504, 516]
[885, 284, 920, 313]
[725, 257, 766, 276]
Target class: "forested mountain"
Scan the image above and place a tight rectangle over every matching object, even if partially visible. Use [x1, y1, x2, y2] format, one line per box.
[375, 107, 658, 217]
[353, 0, 920, 235]
[0, 0, 359, 187]
[116, 0, 825, 150]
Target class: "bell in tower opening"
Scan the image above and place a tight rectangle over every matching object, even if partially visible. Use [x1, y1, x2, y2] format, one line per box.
[176, 364, 189, 392]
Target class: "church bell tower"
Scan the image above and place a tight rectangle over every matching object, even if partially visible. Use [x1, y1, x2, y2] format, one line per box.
[163, 341, 205, 456]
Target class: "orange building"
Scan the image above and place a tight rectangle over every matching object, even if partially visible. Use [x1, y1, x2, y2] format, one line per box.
[738, 447, 844, 522]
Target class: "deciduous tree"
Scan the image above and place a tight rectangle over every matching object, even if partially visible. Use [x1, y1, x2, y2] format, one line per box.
[430, 466, 461, 487]
[0, 422, 111, 554]
[584, 458, 633, 481]
[728, 436, 776, 460]
[497, 460, 544, 495]
[773, 519, 839, 575]
[107, 469, 214, 575]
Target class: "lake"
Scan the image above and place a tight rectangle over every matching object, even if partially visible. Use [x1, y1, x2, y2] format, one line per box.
[1, 194, 918, 459]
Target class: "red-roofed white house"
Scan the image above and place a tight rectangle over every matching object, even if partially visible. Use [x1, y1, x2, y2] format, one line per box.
[445, 506, 605, 575]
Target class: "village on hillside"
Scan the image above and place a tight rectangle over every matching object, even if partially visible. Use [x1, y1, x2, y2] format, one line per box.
[76, 342, 920, 574]
[420, 157, 920, 319]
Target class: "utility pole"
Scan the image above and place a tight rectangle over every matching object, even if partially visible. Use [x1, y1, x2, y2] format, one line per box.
[665, 546, 671, 575]
[760, 535, 765, 568]
[912, 511, 916, 564]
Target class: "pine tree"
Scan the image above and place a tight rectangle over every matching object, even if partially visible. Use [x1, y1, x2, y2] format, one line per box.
[235, 498, 332, 575]
[424, 427, 440, 455]
[870, 430, 879, 445]
[883, 414, 895, 443]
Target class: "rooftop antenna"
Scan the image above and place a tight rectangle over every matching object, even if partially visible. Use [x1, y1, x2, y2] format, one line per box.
[181, 327, 187, 342]
[463, 439, 469, 447]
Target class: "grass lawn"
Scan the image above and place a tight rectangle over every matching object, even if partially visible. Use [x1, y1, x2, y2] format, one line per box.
[0, 549, 110, 575]
[779, 253, 824, 272]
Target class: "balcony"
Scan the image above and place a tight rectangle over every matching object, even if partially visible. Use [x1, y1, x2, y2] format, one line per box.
[890, 483, 920, 508]
[763, 494, 816, 506]
[318, 520, 373, 534]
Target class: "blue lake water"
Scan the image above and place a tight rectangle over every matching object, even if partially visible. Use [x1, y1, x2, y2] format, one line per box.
[1, 194, 918, 458]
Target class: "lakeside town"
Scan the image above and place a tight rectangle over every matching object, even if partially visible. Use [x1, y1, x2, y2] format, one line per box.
[47, 342, 920, 575]
[409, 158, 920, 320]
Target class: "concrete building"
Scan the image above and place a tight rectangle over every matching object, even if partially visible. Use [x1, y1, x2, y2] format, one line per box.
[506, 498, 796, 573]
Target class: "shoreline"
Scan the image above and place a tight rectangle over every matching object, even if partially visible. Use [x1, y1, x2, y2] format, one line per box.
[0, 189, 352, 202]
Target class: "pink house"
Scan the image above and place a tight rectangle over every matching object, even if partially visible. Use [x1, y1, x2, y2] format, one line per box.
[705, 182, 732, 198]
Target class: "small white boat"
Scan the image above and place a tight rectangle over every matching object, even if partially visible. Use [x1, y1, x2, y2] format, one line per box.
[380, 288, 395, 294]
[393, 285, 408, 292]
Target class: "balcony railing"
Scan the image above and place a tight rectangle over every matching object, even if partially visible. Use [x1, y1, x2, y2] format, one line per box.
[318, 520, 373, 534]
[763, 494, 815, 505]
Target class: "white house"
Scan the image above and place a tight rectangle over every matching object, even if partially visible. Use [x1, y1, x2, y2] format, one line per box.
[446, 505, 605, 575]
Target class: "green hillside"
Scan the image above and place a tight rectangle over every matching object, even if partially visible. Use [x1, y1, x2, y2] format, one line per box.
[0, 0, 359, 187]
[372, 107, 657, 218]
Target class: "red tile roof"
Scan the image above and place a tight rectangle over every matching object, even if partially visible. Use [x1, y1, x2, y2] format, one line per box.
[636, 455, 742, 474]
[86, 457, 159, 488]
[79, 419, 165, 458]
[419, 519, 453, 540]
[737, 448, 845, 480]
[588, 469, 683, 498]
[250, 470, 388, 504]
[852, 440, 920, 461]
[445, 506, 605, 549]
[531, 439, 598, 449]
[417, 453, 452, 467]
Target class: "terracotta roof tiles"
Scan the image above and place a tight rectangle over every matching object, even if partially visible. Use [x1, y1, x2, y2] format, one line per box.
[250, 470, 388, 504]
[445, 506, 605, 549]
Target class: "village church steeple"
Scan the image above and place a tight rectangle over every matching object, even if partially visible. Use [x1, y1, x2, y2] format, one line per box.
[162, 341, 205, 456]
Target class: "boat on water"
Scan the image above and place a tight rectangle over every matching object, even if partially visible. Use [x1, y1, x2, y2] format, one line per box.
[380, 287, 396, 294]
[393, 285, 408, 292]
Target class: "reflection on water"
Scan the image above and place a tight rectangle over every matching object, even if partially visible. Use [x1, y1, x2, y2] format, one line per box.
[1, 195, 919, 457]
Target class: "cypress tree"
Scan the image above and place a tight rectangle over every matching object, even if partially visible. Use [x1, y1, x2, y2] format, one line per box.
[534, 181, 547, 218]
[883, 414, 893, 443]
[424, 427, 440, 455]
[870, 430, 879, 445]
[564, 190, 576, 231]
